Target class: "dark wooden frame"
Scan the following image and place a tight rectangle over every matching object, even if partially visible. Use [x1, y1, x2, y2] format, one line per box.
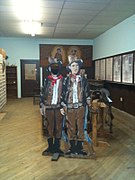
[40, 44, 93, 68]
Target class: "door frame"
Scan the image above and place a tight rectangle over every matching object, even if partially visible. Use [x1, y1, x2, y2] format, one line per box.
[21, 59, 40, 97]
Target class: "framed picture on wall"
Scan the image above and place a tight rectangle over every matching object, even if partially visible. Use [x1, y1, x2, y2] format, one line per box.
[113, 55, 121, 82]
[106, 57, 113, 81]
[95, 60, 100, 79]
[134, 54, 135, 84]
[100, 59, 105, 80]
[122, 53, 133, 83]
[40, 44, 92, 67]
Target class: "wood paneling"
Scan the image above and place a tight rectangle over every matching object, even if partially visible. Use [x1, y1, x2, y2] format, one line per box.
[104, 82, 135, 116]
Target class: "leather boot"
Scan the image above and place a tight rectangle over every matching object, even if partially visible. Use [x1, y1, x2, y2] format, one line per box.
[42, 138, 54, 156]
[76, 141, 87, 156]
[65, 140, 76, 155]
[54, 138, 64, 155]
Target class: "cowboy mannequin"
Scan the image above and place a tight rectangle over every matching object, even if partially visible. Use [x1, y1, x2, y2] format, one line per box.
[40, 58, 64, 156]
[60, 56, 91, 157]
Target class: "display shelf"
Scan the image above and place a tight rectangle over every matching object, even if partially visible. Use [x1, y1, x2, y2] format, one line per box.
[6, 66, 17, 98]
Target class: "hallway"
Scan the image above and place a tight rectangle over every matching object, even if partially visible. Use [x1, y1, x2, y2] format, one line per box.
[0, 98, 135, 180]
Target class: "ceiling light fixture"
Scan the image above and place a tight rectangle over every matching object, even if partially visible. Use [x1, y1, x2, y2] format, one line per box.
[12, 0, 42, 36]
[13, 0, 42, 20]
[22, 20, 42, 36]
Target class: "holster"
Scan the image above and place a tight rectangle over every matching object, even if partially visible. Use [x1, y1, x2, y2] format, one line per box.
[42, 115, 48, 136]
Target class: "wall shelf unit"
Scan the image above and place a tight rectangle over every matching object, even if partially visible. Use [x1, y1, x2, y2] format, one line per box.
[6, 66, 17, 98]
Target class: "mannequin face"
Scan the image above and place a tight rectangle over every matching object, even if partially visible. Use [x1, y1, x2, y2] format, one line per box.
[50, 64, 59, 76]
[51, 68, 59, 75]
[69, 62, 79, 75]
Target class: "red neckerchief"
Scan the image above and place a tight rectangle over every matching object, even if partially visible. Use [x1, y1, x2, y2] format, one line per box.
[70, 74, 81, 82]
[70, 74, 77, 79]
[48, 75, 63, 86]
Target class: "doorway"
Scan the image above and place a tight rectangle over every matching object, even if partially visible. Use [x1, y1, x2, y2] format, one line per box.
[21, 60, 40, 97]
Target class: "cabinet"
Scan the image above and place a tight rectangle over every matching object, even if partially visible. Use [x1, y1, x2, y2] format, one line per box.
[6, 66, 17, 98]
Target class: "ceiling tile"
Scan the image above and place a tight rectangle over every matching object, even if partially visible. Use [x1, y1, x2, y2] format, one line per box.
[0, 0, 135, 39]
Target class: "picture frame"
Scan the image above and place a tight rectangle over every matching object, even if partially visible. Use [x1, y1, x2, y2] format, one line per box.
[134, 54, 135, 84]
[113, 55, 121, 82]
[106, 57, 113, 81]
[95, 60, 100, 80]
[122, 53, 133, 83]
[40, 44, 92, 67]
[99, 59, 105, 80]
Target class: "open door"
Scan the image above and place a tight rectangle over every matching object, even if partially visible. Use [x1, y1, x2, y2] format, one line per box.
[21, 60, 40, 97]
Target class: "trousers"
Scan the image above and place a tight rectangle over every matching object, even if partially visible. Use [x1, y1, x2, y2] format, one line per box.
[46, 108, 63, 138]
[66, 106, 85, 141]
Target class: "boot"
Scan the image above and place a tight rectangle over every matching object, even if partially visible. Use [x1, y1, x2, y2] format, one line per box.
[42, 138, 54, 156]
[65, 140, 76, 155]
[54, 138, 64, 156]
[87, 144, 96, 158]
[76, 141, 87, 156]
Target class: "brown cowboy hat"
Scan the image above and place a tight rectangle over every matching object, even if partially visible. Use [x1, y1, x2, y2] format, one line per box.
[66, 56, 83, 71]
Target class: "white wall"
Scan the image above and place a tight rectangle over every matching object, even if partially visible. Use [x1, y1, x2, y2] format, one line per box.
[0, 38, 93, 98]
[93, 14, 135, 60]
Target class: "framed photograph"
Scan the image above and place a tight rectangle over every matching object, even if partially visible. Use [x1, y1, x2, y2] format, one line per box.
[40, 44, 92, 67]
[122, 53, 133, 83]
[113, 56, 121, 82]
[95, 60, 100, 79]
[106, 57, 113, 81]
[134, 54, 135, 84]
[100, 59, 105, 80]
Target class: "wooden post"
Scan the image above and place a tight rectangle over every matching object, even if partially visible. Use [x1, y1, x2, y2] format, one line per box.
[91, 99, 110, 147]
[92, 100, 98, 146]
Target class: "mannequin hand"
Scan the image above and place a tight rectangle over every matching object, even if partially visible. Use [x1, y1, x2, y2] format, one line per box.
[40, 103, 46, 116]
[87, 99, 91, 106]
[60, 108, 65, 115]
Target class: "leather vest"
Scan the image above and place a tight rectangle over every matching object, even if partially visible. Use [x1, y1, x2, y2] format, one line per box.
[60, 76, 90, 107]
[42, 77, 63, 106]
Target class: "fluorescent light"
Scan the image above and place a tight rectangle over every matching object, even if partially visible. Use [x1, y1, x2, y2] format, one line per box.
[12, 0, 42, 20]
[21, 20, 41, 36]
[12, 0, 42, 36]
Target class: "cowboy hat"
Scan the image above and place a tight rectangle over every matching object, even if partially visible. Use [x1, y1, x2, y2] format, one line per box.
[46, 57, 62, 75]
[66, 55, 83, 72]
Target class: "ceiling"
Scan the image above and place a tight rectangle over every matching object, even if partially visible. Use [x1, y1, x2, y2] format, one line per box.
[0, 0, 135, 39]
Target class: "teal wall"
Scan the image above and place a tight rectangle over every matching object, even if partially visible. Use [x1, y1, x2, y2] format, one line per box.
[0, 38, 93, 98]
[93, 14, 135, 60]
[1, 14, 135, 98]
